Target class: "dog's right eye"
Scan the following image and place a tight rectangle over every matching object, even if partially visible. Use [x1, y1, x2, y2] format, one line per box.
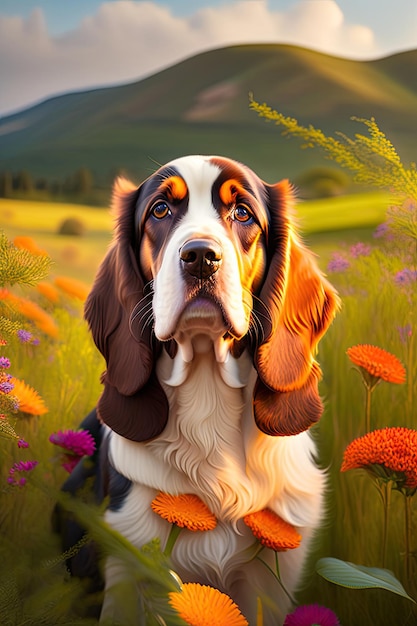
[151, 201, 171, 220]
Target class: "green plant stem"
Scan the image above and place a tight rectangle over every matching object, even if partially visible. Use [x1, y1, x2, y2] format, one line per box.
[406, 334, 414, 418]
[256, 550, 297, 606]
[256, 596, 263, 626]
[404, 493, 413, 585]
[365, 385, 372, 433]
[379, 480, 393, 569]
[163, 524, 182, 558]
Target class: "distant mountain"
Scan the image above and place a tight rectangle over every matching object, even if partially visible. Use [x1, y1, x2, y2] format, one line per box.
[1, 44, 416, 186]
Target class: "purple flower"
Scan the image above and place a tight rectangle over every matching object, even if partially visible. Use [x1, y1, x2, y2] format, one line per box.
[17, 329, 32, 343]
[327, 253, 350, 273]
[49, 429, 96, 473]
[0, 357, 11, 369]
[7, 459, 38, 486]
[395, 269, 417, 286]
[350, 242, 371, 258]
[0, 381, 14, 394]
[373, 221, 393, 239]
[18, 438, 29, 448]
[284, 603, 340, 626]
[397, 325, 413, 343]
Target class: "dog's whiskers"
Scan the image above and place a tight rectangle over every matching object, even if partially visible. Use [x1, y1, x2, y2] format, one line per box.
[130, 292, 154, 336]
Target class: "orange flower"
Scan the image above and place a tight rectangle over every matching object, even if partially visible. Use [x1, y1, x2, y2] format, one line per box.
[341, 427, 417, 490]
[347, 344, 406, 385]
[54, 276, 89, 301]
[13, 236, 48, 256]
[37, 281, 60, 304]
[16, 296, 58, 337]
[11, 377, 48, 415]
[243, 509, 302, 551]
[151, 493, 217, 531]
[168, 583, 248, 626]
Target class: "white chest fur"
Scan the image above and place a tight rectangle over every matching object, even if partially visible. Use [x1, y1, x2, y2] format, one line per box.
[108, 346, 324, 528]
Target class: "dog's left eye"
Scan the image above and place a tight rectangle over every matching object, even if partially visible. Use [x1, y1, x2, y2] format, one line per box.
[232, 204, 253, 223]
[151, 201, 171, 220]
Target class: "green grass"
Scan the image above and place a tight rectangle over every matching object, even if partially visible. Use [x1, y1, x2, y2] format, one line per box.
[0, 197, 112, 283]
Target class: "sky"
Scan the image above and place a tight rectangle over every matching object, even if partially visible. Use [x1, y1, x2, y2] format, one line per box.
[1, 0, 417, 118]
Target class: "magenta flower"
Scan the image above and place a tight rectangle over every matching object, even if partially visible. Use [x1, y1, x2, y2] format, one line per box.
[284, 604, 340, 626]
[49, 429, 96, 473]
[17, 438, 29, 448]
[7, 459, 38, 486]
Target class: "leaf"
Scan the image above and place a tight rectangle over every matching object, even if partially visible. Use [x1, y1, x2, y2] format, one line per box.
[316, 557, 415, 603]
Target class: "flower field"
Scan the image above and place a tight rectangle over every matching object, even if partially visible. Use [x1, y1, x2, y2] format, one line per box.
[1, 116, 417, 625]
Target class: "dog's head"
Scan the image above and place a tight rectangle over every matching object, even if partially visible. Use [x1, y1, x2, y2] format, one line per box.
[85, 155, 339, 441]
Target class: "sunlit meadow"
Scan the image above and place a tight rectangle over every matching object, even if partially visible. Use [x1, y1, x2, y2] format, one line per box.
[1, 113, 417, 625]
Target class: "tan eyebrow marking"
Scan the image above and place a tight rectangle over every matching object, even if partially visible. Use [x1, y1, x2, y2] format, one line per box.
[159, 176, 188, 202]
[219, 178, 247, 205]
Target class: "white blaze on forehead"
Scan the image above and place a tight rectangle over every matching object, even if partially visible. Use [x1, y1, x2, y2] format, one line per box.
[152, 155, 250, 351]
[166, 155, 221, 221]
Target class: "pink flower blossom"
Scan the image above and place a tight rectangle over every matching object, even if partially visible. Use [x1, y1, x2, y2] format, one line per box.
[327, 253, 350, 273]
[350, 242, 371, 258]
[284, 604, 340, 626]
[7, 459, 38, 486]
[0, 357, 11, 369]
[49, 429, 96, 473]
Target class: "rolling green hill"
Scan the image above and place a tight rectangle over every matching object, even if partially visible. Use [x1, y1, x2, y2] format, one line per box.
[1, 44, 416, 186]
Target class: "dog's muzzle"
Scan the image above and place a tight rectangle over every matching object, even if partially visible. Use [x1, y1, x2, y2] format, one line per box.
[180, 238, 222, 279]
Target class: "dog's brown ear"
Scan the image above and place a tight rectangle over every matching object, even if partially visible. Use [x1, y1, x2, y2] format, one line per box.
[84, 178, 168, 441]
[253, 180, 339, 436]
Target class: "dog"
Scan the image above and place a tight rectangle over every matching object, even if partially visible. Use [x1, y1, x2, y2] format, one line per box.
[71, 155, 338, 624]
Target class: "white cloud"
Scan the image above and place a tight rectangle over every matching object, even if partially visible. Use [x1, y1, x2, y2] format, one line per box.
[0, 0, 379, 117]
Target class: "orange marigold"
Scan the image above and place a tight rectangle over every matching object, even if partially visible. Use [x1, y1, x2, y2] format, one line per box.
[54, 276, 89, 301]
[11, 377, 48, 416]
[13, 236, 48, 256]
[18, 298, 58, 337]
[243, 509, 302, 551]
[347, 344, 406, 385]
[151, 493, 217, 531]
[37, 281, 60, 304]
[168, 583, 248, 626]
[341, 427, 417, 490]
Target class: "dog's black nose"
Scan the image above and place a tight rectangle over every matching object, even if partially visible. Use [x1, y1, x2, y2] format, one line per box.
[180, 238, 223, 279]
